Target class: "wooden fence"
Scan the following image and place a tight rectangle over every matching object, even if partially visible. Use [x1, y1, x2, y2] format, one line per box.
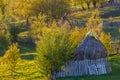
[55, 58, 111, 78]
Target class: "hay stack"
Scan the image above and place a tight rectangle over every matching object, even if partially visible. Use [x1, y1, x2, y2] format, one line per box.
[55, 31, 112, 77]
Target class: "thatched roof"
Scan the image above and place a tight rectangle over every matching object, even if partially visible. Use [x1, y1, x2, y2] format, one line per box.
[73, 31, 108, 61]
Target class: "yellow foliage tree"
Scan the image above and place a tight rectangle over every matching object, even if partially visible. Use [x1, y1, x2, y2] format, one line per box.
[69, 27, 89, 48]
[86, 9, 103, 35]
[3, 43, 20, 75]
[86, 10, 112, 55]
[30, 14, 47, 38]
[100, 32, 112, 55]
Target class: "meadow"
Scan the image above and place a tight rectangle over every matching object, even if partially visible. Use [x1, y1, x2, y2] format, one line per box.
[0, 51, 120, 80]
[0, 1, 120, 80]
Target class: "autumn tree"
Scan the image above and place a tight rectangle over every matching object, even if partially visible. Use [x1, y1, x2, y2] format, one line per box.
[91, 0, 109, 8]
[30, 14, 47, 39]
[86, 9, 103, 35]
[3, 43, 20, 76]
[100, 32, 112, 55]
[73, 0, 85, 10]
[85, 0, 91, 9]
[86, 10, 112, 54]
[32, 0, 70, 19]
[0, 0, 8, 14]
[69, 27, 89, 49]
[5, 0, 32, 23]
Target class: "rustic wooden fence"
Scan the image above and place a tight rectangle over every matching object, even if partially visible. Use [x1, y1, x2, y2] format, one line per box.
[55, 58, 111, 78]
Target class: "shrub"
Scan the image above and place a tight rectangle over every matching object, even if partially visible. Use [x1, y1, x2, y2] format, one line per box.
[3, 43, 20, 75]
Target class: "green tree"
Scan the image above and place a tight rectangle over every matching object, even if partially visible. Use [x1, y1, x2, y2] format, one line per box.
[36, 25, 74, 80]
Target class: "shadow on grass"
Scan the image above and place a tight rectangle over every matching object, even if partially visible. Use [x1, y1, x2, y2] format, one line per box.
[18, 42, 36, 54]
[103, 28, 120, 37]
[20, 54, 36, 60]
[0, 42, 36, 57]
[101, 7, 120, 18]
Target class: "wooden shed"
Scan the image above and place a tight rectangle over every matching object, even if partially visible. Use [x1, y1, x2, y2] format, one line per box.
[55, 31, 112, 78]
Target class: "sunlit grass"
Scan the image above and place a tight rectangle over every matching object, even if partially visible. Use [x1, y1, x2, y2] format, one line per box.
[69, 7, 120, 21]
[1, 54, 120, 80]
[0, 57, 41, 80]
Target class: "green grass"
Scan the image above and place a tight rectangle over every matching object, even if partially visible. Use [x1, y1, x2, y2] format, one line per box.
[18, 42, 36, 54]
[103, 28, 120, 38]
[0, 6, 120, 80]
[69, 7, 120, 38]
[0, 42, 36, 57]
[0, 59, 41, 80]
[0, 54, 120, 80]
[69, 7, 120, 21]
[100, 7, 120, 19]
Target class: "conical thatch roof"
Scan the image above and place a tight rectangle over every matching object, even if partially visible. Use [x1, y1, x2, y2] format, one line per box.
[74, 31, 108, 60]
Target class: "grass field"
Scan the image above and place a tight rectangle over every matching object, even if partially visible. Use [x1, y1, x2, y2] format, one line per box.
[104, 28, 120, 38]
[0, 42, 39, 80]
[57, 55, 120, 80]
[68, 7, 120, 23]
[0, 52, 120, 80]
[0, 6, 120, 80]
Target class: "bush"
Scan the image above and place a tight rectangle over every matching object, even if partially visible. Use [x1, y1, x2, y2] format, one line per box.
[3, 43, 20, 75]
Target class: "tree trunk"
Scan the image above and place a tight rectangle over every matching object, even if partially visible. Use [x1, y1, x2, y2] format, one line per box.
[13, 35, 17, 42]
[49, 72, 56, 80]
[87, 2, 90, 9]
[81, 5, 85, 10]
[92, 1, 97, 9]
[26, 18, 30, 27]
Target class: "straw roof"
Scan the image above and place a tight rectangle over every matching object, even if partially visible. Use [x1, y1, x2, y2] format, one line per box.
[73, 31, 108, 60]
